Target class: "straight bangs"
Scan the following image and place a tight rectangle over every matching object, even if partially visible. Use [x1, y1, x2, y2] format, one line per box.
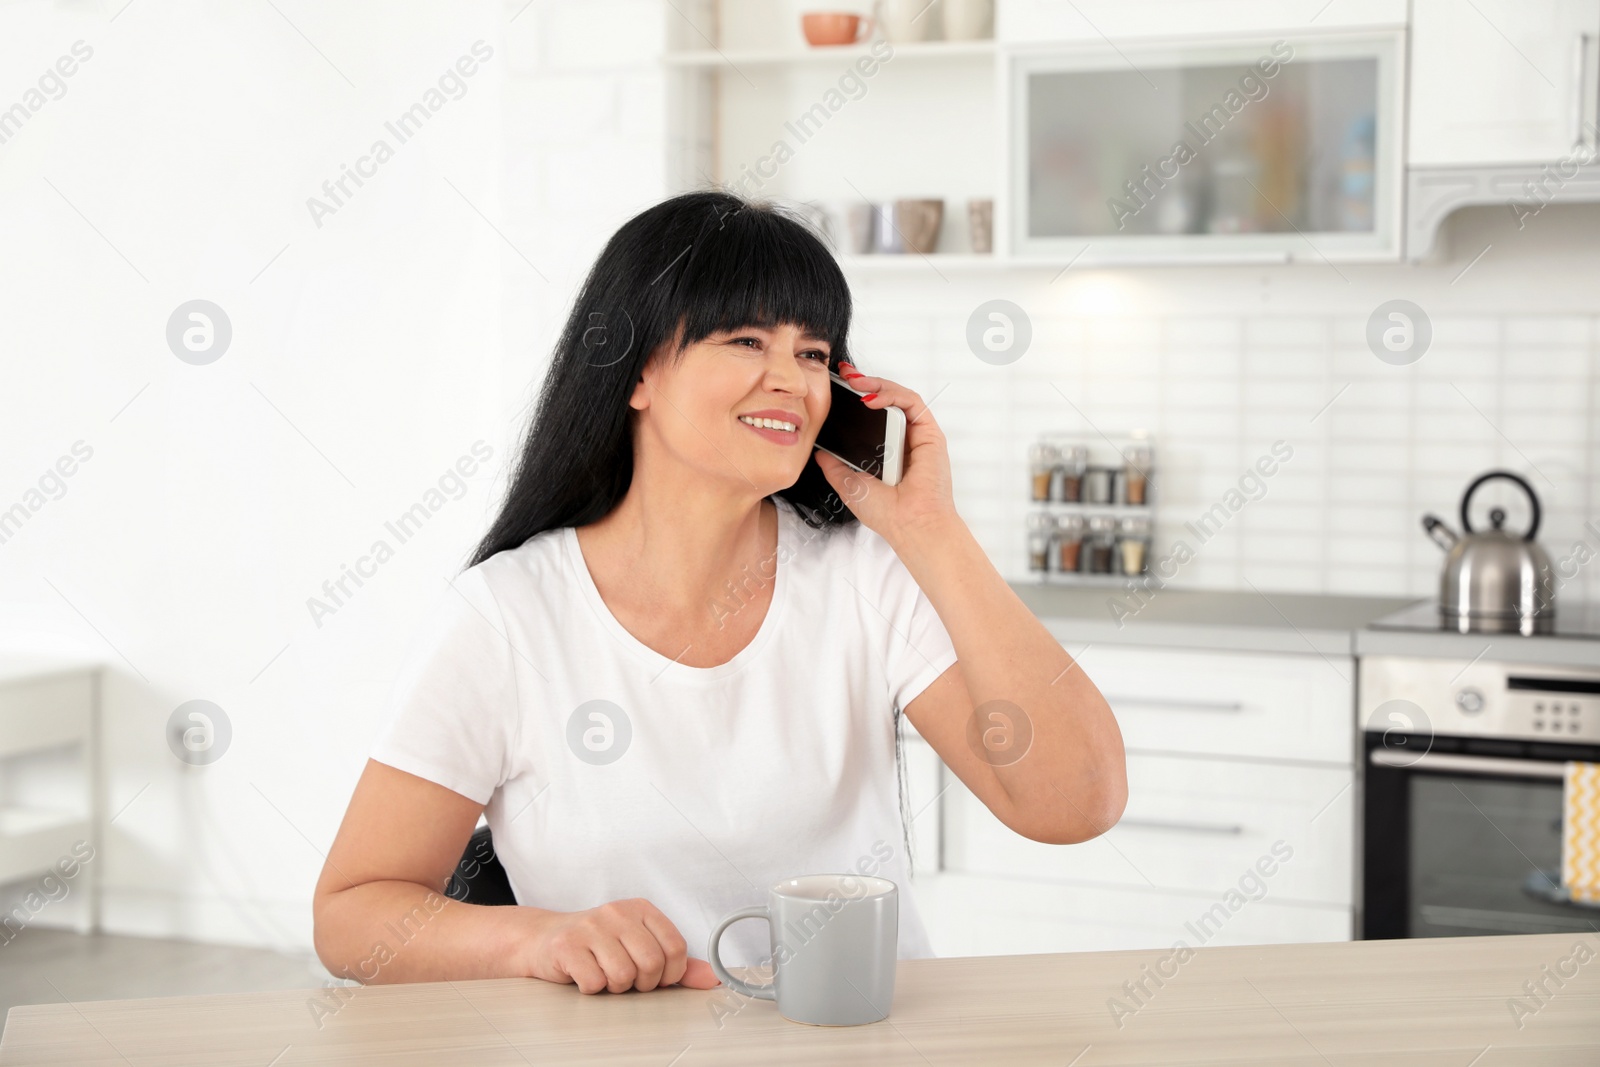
[658, 202, 853, 371]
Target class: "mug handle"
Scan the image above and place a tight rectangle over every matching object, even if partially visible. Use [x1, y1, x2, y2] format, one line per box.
[707, 905, 776, 1001]
[856, 14, 876, 41]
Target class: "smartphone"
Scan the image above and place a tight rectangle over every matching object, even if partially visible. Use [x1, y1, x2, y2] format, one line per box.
[814, 370, 906, 486]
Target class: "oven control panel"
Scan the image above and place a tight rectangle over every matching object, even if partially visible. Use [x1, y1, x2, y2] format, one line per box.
[1359, 656, 1600, 743]
[1510, 689, 1594, 738]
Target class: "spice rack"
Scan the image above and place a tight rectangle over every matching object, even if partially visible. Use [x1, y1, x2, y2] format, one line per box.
[1025, 432, 1155, 584]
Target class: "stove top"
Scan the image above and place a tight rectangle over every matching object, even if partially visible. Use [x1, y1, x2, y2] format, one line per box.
[1367, 599, 1600, 640]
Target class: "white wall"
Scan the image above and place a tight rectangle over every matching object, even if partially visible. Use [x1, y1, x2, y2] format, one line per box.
[0, 0, 672, 956]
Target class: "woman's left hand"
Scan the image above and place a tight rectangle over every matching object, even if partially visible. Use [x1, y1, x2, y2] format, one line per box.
[813, 362, 960, 546]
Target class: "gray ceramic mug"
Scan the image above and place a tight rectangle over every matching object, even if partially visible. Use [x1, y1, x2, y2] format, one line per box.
[707, 874, 898, 1026]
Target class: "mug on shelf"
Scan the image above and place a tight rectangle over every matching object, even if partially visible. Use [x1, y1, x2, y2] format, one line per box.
[942, 0, 994, 40]
[801, 12, 875, 47]
[873, 0, 935, 41]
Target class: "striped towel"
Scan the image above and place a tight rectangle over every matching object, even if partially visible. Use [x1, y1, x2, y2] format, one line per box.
[1563, 762, 1600, 903]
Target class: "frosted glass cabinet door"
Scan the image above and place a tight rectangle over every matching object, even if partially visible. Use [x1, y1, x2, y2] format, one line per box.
[1410, 0, 1600, 167]
[1008, 34, 1403, 261]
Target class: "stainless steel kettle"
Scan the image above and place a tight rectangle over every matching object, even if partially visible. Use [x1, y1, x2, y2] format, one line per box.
[1421, 470, 1556, 634]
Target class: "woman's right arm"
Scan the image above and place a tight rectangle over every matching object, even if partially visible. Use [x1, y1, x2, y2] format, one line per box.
[312, 759, 720, 993]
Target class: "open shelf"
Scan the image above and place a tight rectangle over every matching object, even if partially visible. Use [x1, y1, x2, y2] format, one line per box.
[835, 253, 1009, 271]
[834, 250, 1301, 271]
[0, 806, 91, 883]
[663, 39, 996, 67]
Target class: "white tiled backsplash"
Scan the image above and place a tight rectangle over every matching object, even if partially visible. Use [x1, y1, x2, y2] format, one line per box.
[843, 250, 1600, 608]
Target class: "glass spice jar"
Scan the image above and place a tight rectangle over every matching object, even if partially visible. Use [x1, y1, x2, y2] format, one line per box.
[1124, 436, 1152, 506]
[1027, 512, 1055, 574]
[1029, 442, 1059, 503]
[1118, 515, 1150, 575]
[1083, 466, 1113, 505]
[1055, 514, 1085, 573]
[1085, 515, 1116, 574]
[1058, 444, 1088, 502]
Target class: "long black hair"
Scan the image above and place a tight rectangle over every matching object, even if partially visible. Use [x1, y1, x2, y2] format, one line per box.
[470, 189, 862, 569]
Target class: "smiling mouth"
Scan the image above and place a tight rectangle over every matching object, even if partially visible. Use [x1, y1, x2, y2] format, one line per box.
[738, 416, 801, 444]
[738, 415, 799, 433]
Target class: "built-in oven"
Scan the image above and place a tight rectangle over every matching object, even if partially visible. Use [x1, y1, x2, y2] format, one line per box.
[1359, 655, 1600, 939]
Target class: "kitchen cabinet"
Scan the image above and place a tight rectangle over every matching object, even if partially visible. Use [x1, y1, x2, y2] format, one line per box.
[660, 2, 1406, 267]
[1409, 0, 1600, 167]
[1008, 33, 1405, 261]
[944, 753, 1353, 906]
[664, 0, 1600, 266]
[912, 644, 1356, 956]
[1079, 645, 1353, 762]
[916, 872, 1351, 958]
[1404, 0, 1600, 257]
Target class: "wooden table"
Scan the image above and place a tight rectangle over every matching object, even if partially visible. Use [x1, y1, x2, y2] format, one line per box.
[4, 933, 1598, 1065]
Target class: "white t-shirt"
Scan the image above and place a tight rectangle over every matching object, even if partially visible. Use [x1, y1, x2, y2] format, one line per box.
[368, 495, 960, 970]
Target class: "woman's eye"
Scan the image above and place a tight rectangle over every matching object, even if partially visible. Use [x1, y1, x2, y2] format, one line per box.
[802, 351, 829, 362]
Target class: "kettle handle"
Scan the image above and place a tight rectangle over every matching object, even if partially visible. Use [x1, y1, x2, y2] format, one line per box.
[1460, 470, 1541, 540]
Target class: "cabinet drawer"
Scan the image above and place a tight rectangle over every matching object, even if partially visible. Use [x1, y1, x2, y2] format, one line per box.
[914, 872, 1352, 958]
[944, 752, 1354, 906]
[0, 673, 94, 759]
[1069, 644, 1353, 764]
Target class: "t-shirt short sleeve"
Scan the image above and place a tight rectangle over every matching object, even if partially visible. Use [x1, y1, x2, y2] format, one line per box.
[368, 565, 520, 806]
[852, 524, 960, 712]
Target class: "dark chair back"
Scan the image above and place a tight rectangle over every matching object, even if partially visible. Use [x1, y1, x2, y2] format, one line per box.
[445, 825, 518, 906]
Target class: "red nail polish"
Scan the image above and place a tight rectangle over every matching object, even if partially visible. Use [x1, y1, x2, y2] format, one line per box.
[843, 372, 864, 380]
[861, 392, 878, 402]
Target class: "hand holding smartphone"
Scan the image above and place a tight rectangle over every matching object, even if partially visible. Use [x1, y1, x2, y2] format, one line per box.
[813, 370, 906, 486]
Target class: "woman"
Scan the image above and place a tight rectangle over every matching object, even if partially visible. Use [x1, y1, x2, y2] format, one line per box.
[312, 190, 1127, 995]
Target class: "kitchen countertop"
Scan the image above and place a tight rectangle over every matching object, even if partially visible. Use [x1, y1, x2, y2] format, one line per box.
[1009, 583, 1600, 667]
[4, 933, 1594, 1065]
[1354, 625, 1600, 668]
[1008, 583, 1416, 657]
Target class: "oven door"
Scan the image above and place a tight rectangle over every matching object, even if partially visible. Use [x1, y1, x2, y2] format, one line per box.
[1362, 732, 1600, 939]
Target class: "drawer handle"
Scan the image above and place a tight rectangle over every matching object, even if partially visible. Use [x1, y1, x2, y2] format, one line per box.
[1117, 817, 1244, 836]
[1105, 696, 1245, 714]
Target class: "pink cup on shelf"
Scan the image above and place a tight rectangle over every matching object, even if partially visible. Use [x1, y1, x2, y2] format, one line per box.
[801, 12, 875, 46]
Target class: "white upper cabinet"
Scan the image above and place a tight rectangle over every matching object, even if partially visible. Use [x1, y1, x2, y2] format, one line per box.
[1409, 0, 1600, 167]
[1007, 32, 1406, 262]
[1000, 0, 1408, 42]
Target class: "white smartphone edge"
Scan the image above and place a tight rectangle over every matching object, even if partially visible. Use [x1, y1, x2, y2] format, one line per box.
[818, 372, 907, 486]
